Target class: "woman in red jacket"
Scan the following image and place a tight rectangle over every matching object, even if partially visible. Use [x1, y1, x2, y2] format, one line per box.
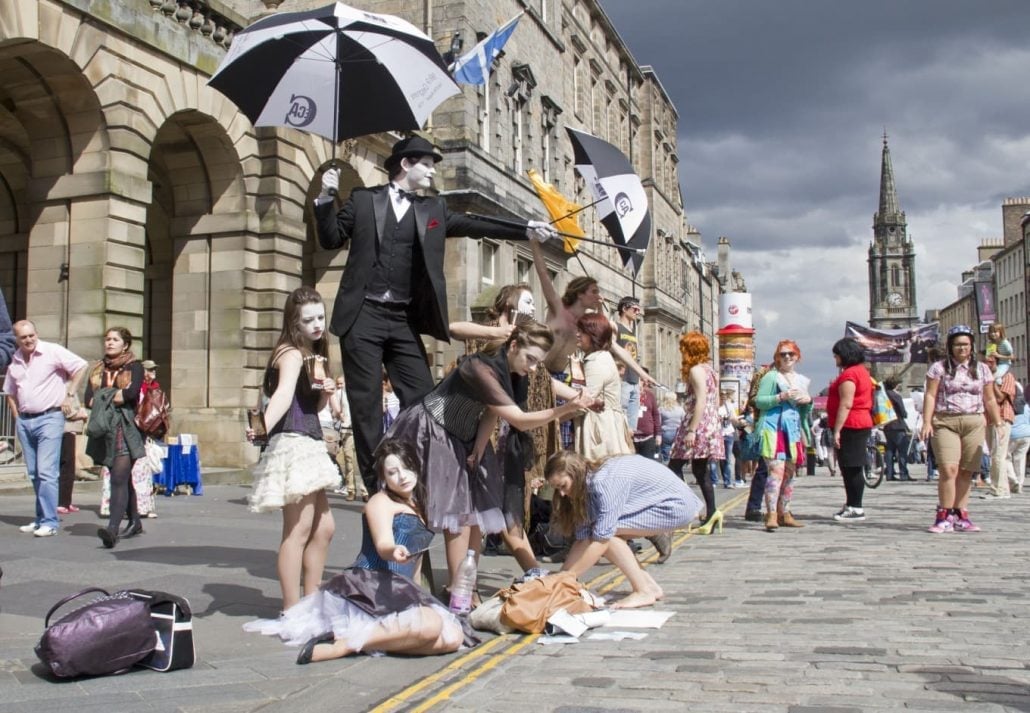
[826, 338, 874, 522]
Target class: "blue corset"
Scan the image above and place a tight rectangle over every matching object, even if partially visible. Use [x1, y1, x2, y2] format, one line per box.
[353, 513, 434, 580]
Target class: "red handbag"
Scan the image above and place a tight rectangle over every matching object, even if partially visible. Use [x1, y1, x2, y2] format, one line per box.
[135, 387, 170, 439]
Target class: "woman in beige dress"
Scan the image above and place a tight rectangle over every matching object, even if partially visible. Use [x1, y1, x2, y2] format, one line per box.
[574, 313, 634, 460]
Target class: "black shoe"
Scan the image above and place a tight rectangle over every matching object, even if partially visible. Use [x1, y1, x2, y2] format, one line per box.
[627, 539, 643, 553]
[297, 632, 335, 665]
[97, 527, 118, 549]
[744, 509, 763, 522]
[121, 520, 144, 538]
[900, 475, 913, 481]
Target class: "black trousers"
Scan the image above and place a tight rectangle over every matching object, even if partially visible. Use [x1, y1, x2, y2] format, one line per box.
[341, 301, 434, 494]
[59, 432, 76, 508]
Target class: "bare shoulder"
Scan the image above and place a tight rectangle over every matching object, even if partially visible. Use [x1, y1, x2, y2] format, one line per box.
[272, 347, 303, 368]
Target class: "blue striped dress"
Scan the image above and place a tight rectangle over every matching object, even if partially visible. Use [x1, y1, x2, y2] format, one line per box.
[574, 455, 704, 541]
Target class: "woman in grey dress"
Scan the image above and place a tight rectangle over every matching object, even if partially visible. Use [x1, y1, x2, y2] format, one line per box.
[386, 319, 594, 594]
[546, 451, 703, 609]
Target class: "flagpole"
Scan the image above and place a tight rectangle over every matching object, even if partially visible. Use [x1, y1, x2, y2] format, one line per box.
[464, 212, 646, 254]
[546, 197, 604, 225]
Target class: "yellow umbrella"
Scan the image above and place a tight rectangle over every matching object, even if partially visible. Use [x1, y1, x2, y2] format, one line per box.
[527, 169, 585, 253]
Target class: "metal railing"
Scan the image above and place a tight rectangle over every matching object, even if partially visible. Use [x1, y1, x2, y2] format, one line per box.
[0, 385, 23, 465]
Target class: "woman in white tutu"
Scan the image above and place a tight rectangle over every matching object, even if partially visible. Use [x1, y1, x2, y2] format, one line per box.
[249, 287, 341, 609]
[245, 439, 463, 665]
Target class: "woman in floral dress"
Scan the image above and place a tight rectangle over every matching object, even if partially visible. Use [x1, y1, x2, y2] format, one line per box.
[668, 331, 724, 530]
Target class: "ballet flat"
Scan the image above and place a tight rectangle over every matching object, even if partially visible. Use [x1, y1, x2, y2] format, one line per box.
[297, 632, 335, 665]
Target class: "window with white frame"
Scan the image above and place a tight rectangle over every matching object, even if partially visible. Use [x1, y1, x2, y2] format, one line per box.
[481, 240, 498, 286]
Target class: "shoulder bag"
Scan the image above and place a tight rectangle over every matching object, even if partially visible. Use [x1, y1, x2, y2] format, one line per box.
[35, 588, 156, 678]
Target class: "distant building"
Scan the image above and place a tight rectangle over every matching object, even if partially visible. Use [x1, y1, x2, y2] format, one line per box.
[865, 133, 925, 386]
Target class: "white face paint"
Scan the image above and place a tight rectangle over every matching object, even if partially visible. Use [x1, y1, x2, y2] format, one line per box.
[401, 156, 436, 190]
[516, 290, 536, 317]
[297, 303, 326, 343]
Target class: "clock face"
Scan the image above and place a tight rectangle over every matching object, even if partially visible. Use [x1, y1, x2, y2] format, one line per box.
[887, 291, 903, 307]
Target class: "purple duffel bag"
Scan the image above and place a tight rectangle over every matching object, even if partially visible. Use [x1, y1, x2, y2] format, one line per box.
[35, 587, 156, 678]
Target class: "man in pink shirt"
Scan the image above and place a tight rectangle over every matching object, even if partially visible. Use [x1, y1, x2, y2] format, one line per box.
[3, 321, 87, 537]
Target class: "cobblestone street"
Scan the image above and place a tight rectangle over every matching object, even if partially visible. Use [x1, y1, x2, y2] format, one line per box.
[2, 465, 1029, 712]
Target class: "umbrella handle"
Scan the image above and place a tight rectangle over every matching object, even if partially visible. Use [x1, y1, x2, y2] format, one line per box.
[327, 157, 338, 198]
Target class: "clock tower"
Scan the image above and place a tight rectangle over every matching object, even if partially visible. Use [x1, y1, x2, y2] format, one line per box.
[868, 132, 918, 329]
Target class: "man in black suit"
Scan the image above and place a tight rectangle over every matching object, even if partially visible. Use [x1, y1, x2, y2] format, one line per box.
[314, 135, 556, 493]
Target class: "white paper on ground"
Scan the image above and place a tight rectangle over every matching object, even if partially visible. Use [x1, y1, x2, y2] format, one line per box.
[538, 634, 581, 645]
[588, 630, 648, 641]
[547, 608, 588, 638]
[602, 610, 675, 628]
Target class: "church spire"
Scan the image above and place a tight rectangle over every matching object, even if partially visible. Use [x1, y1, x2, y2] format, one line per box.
[877, 129, 901, 220]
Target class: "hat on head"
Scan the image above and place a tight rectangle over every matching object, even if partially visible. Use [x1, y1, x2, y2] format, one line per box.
[617, 296, 641, 313]
[384, 135, 442, 173]
[141, 360, 157, 370]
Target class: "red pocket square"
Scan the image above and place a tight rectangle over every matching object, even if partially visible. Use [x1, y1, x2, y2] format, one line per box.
[427, 218, 440, 230]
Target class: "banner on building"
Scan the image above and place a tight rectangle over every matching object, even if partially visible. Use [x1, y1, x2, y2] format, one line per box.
[973, 281, 996, 333]
[843, 322, 939, 363]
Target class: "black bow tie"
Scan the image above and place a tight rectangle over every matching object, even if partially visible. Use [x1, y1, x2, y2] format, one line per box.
[393, 187, 417, 202]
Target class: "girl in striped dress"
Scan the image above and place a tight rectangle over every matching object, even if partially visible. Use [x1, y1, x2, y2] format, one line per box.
[546, 451, 703, 609]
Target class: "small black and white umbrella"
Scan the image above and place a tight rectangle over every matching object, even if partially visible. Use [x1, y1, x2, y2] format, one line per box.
[566, 127, 652, 272]
[208, 2, 460, 142]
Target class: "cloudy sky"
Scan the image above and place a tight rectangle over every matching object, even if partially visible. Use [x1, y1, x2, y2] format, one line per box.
[598, 0, 1030, 390]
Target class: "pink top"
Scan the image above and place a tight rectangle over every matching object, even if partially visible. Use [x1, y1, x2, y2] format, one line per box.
[2, 340, 87, 414]
[925, 359, 992, 414]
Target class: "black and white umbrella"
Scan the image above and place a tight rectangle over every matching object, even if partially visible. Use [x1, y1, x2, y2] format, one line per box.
[566, 127, 652, 272]
[208, 2, 460, 143]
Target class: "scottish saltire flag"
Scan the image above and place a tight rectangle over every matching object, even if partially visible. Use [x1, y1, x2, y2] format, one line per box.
[451, 13, 522, 85]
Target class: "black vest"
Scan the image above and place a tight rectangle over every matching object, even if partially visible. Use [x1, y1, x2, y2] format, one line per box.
[366, 203, 416, 303]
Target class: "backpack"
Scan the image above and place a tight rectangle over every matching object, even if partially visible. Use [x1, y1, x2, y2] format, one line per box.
[870, 379, 897, 427]
[135, 387, 170, 439]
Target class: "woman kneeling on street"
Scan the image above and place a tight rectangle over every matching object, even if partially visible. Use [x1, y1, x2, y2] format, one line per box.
[546, 451, 702, 609]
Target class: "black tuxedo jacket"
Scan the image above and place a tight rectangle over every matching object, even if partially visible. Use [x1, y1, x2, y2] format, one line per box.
[314, 185, 527, 340]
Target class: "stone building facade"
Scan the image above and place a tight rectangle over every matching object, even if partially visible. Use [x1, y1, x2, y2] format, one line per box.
[0, 0, 710, 468]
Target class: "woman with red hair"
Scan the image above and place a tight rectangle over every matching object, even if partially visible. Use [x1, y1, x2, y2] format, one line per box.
[667, 331, 724, 534]
[752, 340, 813, 531]
[574, 313, 634, 460]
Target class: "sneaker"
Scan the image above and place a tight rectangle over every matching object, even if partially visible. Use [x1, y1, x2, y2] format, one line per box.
[980, 491, 1011, 500]
[952, 510, 981, 532]
[928, 509, 954, 534]
[834, 507, 866, 522]
[33, 526, 57, 537]
[19, 522, 38, 533]
[734, 480, 747, 488]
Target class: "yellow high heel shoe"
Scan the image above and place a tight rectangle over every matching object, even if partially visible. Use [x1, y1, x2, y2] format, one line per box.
[689, 510, 724, 535]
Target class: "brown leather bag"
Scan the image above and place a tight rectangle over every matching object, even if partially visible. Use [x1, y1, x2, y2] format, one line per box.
[135, 388, 170, 439]
[497, 572, 594, 634]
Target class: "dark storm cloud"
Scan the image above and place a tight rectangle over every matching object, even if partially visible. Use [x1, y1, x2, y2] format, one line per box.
[598, 0, 1030, 388]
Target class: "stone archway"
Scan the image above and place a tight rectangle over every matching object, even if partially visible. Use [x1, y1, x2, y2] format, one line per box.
[0, 40, 107, 345]
[146, 109, 248, 463]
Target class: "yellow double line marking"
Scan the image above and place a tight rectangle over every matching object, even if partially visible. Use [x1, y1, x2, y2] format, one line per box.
[371, 491, 749, 712]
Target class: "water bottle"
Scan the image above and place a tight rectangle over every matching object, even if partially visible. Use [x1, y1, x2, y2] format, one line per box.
[448, 549, 478, 614]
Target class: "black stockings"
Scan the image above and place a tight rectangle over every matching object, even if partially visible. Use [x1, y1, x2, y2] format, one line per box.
[669, 457, 716, 524]
[107, 454, 138, 531]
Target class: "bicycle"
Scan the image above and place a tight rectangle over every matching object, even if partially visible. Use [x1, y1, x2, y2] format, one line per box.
[864, 441, 886, 488]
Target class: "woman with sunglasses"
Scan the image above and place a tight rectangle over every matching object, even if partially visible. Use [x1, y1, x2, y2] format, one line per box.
[826, 338, 874, 522]
[920, 324, 1001, 533]
[752, 340, 813, 531]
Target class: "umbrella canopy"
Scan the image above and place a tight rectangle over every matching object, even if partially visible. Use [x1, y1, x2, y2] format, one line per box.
[208, 2, 460, 142]
[565, 127, 652, 272]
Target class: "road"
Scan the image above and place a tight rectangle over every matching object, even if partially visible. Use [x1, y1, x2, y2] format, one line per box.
[2, 464, 1028, 712]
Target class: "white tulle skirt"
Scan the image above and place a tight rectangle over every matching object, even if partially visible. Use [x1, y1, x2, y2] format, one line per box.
[248, 433, 341, 513]
[242, 589, 463, 654]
